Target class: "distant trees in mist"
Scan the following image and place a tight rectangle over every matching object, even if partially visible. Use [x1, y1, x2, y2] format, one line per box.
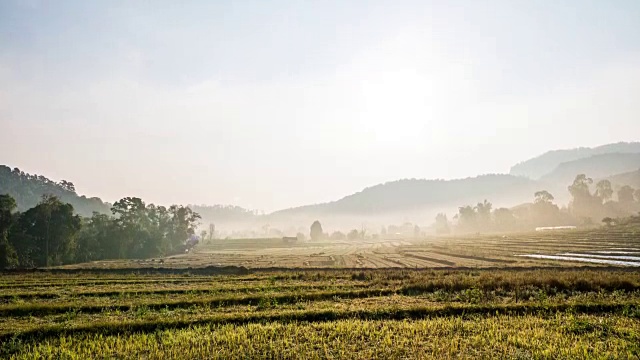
[434, 213, 450, 234]
[440, 173, 640, 234]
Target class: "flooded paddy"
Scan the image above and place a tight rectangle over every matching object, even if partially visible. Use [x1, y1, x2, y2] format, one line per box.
[516, 254, 640, 267]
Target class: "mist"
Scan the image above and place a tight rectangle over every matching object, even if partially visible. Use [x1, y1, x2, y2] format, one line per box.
[4, 3, 640, 356]
[2, 1, 640, 213]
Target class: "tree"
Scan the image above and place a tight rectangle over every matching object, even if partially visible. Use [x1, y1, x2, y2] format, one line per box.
[347, 229, 360, 240]
[75, 212, 114, 262]
[110, 197, 149, 258]
[531, 190, 562, 226]
[0, 237, 18, 269]
[475, 200, 492, 230]
[0, 194, 17, 239]
[360, 224, 367, 240]
[310, 220, 323, 241]
[2, 191, 205, 267]
[58, 180, 76, 193]
[0, 194, 18, 269]
[457, 205, 477, 231]
[634, 189, 640, 203]
[618, 185, 635, 204]
[167, 205, 201, 253]
[534, 190, 554, 204]
[568, 174, 602, 219]
[434, 213, 450, 234]
[330, 231, 346, 240]
[494, 208, 516, 230]
[568, 174, 593, 199]
[602, 217, 614, 227]
[595, 180, 613, 203]
[18, 195, 81, 266]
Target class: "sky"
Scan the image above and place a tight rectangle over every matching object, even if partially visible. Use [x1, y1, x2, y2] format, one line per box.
[1, 0, 640, 212]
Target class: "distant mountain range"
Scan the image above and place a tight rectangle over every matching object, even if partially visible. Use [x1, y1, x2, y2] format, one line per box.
[607, 169, 640, 189]
[509, 142, 640, 179]
[2, 141, 639, 226]
[539, 152, 640, 186]
[271, 174, 539, 217]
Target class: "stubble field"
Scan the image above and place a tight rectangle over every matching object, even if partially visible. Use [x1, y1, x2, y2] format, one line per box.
[63, 227, 640, 269]
[2, 227, 639, 359]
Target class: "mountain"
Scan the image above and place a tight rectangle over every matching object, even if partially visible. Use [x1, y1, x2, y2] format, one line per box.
[510, 142, 640, 179]
[539, 153, 640, 186]
[4, 140, 638, 230]
[607, 169, 640, 189]
[0, 164, 263, 225]
[271, 174, 541, 217]
[0, 165, 111, 216]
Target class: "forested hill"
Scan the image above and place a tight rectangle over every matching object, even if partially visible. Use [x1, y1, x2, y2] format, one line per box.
[188, 205, 259, 224]
[539, 153, 640, 186]
[510, 142, 640, 179]
[0, 165, 110, 216]
[607, 169, 640, 189]
[271, 174, 540, 216]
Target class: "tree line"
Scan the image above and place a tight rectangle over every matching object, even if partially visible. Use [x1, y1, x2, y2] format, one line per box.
[437, 174, 640, 234]
[0, 194, 200, 269]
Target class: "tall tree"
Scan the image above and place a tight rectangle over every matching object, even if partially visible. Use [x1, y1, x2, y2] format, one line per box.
[76, 212, 114, 262]
[0, 194, 18, 268]
[347, 229, 359, 240]
[18, 195, 81, 266]
[493, 208, 516, 230]
[595, 180, 613, 203]
[531, 190, 561, 226]
[457, 205, 477, 231]
[568, 174, 601, 220]
[434, 213, 450, 234]
[58, 180, 76, 193]
[617, 185, 635, 204]
[568, 174, 593, 199]
[167, 205, 201, 253]
[110, 197, 149, 258]
[0, 194, 16, 239]
[534, 190, 554, 204]
[310, 220, 323, 241]
[475, 200, 493, 230]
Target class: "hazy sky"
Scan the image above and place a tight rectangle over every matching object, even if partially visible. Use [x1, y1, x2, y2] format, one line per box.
[1, 1, 639, 211]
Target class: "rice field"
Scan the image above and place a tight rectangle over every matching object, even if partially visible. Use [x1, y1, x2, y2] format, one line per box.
[60, 227, 640, 269]
[2, 227, 639, 358]
[1, 267, 640, 359]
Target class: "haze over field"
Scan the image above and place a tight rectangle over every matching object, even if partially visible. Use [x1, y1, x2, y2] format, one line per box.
[4, 4, 640, 357]
[2, 1, 640, 212]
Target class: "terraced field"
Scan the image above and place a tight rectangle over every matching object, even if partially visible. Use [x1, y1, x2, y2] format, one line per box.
[2, 268, 640, 359]
[61, 227, 640, 269]
[4, 227, 638, 358]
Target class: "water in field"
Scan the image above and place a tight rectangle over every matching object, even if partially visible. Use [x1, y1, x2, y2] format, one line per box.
[594, 251, 640, 255]
[559, 253, 640, 261]
[516, 254, 640, 267]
